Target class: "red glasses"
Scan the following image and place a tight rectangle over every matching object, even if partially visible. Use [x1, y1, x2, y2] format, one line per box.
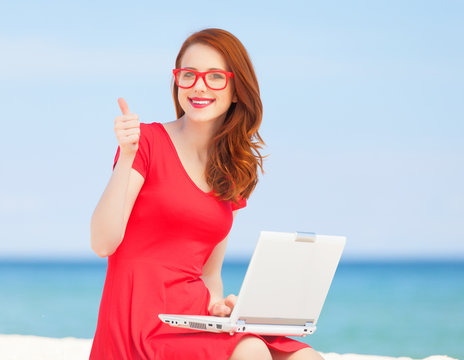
[173, 69, 234, 90]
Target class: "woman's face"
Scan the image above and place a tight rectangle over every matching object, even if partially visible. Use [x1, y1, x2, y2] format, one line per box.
[177, 43, 237, 125]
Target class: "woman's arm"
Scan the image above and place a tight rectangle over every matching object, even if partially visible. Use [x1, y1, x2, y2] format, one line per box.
[90, 98, 144, 257]
[90, 160, 144, 257]
[200, 210, 239, 316]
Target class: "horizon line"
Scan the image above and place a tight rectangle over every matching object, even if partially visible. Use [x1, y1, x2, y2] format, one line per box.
[1, 255, 463, 264]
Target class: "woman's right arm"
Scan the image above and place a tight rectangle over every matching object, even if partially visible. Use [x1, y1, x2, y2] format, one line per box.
[90, 98, 144, 257]
[90, 158, 144, 257]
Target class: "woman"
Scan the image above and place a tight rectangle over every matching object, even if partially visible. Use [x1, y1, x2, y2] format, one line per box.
[90, 28, 323, 360]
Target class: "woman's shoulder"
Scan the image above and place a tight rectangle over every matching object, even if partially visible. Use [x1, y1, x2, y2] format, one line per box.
[139, 121, 169, 141]
[140, 121, 176, 134]
[131, 122, 171, 177]
[140, 121, 162, 132]
[138, 121, 177, 157]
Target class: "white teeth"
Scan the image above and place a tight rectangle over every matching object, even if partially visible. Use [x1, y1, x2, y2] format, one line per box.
[191, 99, 212, 105]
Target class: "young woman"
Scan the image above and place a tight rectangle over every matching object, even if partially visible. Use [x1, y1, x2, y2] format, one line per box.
[90, 28, 323, 360]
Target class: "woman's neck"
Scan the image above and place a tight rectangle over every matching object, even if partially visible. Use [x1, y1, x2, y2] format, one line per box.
[176, 115, 224, 161]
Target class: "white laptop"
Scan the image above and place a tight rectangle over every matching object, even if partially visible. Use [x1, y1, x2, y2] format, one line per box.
[159, 231, 345, 336]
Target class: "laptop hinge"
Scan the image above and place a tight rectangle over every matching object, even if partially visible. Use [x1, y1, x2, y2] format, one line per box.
[295, 232, 317, 242]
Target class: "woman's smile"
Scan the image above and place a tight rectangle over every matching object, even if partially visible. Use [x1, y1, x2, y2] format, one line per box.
[188, 97, 216, 108]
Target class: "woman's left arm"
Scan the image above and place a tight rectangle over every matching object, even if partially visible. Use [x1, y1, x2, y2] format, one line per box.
[200, 210, 239, 317]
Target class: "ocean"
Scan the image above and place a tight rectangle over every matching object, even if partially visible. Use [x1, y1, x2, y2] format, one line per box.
[0, 260, 463, 359]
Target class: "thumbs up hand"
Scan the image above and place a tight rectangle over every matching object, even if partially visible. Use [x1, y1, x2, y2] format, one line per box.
[114, 98, 140, 156]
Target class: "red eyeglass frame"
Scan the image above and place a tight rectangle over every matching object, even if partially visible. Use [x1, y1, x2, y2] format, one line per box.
[173, 69, 234, 90]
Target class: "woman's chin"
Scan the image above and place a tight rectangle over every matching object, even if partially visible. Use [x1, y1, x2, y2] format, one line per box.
[184, 112, 226, 125]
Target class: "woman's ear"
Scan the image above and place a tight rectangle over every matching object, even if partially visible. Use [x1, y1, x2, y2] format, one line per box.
[232, 92, 238, 103]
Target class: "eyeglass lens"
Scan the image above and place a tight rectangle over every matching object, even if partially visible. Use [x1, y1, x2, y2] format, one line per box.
[176, 70, 227, 90]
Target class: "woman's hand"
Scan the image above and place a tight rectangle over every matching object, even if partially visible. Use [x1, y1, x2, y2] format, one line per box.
[115, 98, 140, 156]
[208, 294, 237, 317]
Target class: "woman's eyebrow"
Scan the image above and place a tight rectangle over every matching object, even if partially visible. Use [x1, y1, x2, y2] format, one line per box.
[183, 66, 225, 71]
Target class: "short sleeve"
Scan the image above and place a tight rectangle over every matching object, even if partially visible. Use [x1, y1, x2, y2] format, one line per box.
[112, 123, 151, 179]
[231, 196, 247, 211]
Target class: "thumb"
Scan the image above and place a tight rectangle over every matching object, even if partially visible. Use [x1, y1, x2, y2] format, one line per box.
[117, 97, 131, 115]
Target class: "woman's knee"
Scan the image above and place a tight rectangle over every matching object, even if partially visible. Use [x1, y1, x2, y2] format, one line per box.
[229, 336, 272, 360]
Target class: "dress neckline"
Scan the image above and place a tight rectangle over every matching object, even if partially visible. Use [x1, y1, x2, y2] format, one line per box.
[157, 122, 214, 197]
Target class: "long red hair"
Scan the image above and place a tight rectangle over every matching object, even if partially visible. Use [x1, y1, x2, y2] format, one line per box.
[172, 28, 266, 204]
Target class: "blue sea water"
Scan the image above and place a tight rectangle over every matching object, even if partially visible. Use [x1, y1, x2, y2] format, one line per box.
[0, 260, 463, 359]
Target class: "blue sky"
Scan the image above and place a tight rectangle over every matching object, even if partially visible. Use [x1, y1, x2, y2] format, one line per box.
[1, 0, 463, 260]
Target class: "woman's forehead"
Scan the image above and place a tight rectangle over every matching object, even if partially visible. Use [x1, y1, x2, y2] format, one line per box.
[180, 43, 228, 71]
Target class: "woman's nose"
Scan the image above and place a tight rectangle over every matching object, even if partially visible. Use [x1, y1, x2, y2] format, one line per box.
[193, 75, 208, 91]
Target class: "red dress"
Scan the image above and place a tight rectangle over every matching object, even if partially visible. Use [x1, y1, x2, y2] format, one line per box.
[89, 122, 310, 359]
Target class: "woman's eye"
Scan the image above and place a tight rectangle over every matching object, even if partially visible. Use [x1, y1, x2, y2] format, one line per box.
[211, 72, 225, 79]
[183, 71, 195, 78]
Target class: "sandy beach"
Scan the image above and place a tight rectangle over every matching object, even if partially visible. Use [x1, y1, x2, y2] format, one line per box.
[0, 335, 457, 360]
